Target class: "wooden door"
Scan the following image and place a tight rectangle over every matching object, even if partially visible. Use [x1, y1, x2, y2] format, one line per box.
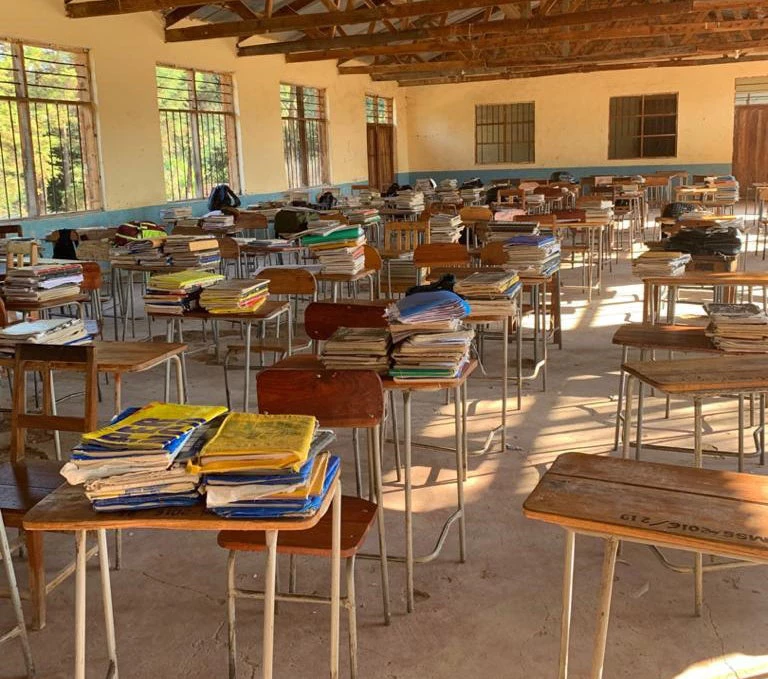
[367, 123, 395, 191]
[733, 105, 768, 188]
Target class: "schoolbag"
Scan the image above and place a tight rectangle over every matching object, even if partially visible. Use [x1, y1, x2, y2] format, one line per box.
[460, 178, 483, 189]
[113, 221, 167, 246]
[316, 191, 338, 210]
[550, 171, 577, 184]
[274, 208, 319, 237]
[661, 202, 698, 220]
[53, 229, 78, 260]
[207, 184, 241, 212]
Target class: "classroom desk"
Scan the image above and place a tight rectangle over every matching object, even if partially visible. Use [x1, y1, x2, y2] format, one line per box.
[4, 294, 85, 319]
[641, 271, 768, 323]
[239, 242, 305, 267]
[379, 207, 423, 222]
[149, 300, 291, 412]
[23, 473, 342, 679]
[519, 269, 563, 389]
[523, 452, 768, 679]
[553, 222, 606, 302]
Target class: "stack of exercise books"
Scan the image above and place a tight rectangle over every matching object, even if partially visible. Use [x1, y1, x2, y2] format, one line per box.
[301, 223, 366, 275]
[345, 208, 380, 228]
[578, 198, 614, 222]
[199, 278, 269, 314]
[387, 290, 473, 381]
[502, 234, 561, 275]
[358, 189, 384, 207]
[60, 402, 227, 512]
[437, 179, 461, 205]
[414, 178, 437, 198]
[143, 270, 224, 316]
[320, 327, 391, 374]
[160, 206, 193, 220]
[4, 263, 84, 304]
[460, 186, 484, 204]
[394, 190, 425, 212]
[454, 270, 521, 315]
[632, 251, 691, 277]
[162, 235, 221, 268]
[201, 211, 236, 232]
[485, 221, 540, 243]
[110, 238, 168, 268]
[190, 413, 340, 518]
[429, 214, 464, 243]
[0, 318, 92, 353]
[705, 303, 768, 352]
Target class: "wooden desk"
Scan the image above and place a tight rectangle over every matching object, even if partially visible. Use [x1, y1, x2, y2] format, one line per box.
[523, 452, 768, 678]
[23, 474, 342, 679]
[553, 222, 606, 302]
[4, 294, 84, 318]
[149, 301, 290, 411]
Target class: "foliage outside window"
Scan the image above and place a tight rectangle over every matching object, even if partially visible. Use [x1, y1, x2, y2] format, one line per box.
[281, 83, 329, 189]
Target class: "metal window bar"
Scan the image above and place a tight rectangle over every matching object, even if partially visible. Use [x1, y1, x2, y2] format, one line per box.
[475, 103, 534, 165]
[609, 94, 678, 159]
[281, 83, 329, 189]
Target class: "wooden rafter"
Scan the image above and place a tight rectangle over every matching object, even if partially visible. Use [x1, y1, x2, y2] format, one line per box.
[164, 4, 204, 26]
[67, 0, 213, 17]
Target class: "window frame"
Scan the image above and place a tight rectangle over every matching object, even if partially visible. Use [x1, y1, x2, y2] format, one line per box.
[366, 94, 394, 125]
[280, 82, 330, 190]
[0, 36, 102, 221]
[474, 102, 535, 165]
[608, 93, 679, 160]
[155, 63, 240, 203]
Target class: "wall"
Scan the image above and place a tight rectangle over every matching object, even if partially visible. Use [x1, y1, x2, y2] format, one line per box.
[401, 62, 768, 184]
[2, 0, 409, 235]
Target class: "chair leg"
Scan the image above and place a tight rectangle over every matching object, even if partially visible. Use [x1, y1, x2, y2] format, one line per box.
[346, 556, 358, 679]
[370, 426, 391, 625]
[227, 550, 238, 679]
[26, 530, 45, 630]
[352, 428, 363, 497]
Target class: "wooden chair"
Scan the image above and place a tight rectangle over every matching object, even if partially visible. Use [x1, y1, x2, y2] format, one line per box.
[363, 244, 383, 299]
[2, 344, 99, 630]
[5, 240, 38, 270]
[381, 221, 430, 258]
[78, 261, 104, 336]
[217, 369, 390, 676]
[0, 225, 23, 238]
[234, 210, 268, 238]
[218, 236, 244, 278]
[413, 243, 471, 285]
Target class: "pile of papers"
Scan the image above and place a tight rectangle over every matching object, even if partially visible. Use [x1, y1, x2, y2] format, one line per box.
[358, 189, 384, 207]
[429, 214, 464, 243]
[632, 251, 691, 277]
[320, 327, 391, 374]
[190, 413, 339, 518]
[502, 234, 561, 275]
[454, 270, 521, 315]
[4, 263, 84, 304]
[301, 223, 366, 275]
[60, 403, 227, 512]
[160, 206, 193, 220]
[485, 221, 539, 243]
[578, 198, 614, 221]
[387, 290, 473, 381]
[199, 278, 269, 314]
[437, 179, 461, 205]
[345, 208, 380, 227]
[0, 318, 92, 353]
[393, 190, 425, 212]
[144, 270, 224, 316]
[110, 238, 168, 268]
[414, 178, 437, 198]
[710, 176, 740, 202]
[705, 303, 768, 352]
[201, 211, 236, 232]
[460, 187, 484, 204]
[162, 235, 221, 268]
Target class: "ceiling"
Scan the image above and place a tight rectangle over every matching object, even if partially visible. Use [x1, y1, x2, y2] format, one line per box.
[64, 1, 768, 86]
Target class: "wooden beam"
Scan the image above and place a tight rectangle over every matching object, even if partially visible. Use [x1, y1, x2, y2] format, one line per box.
[66, 0, 210, 17]
[176, 0, 701, 42]
[236, 0, 697, 54]
[283, 18, 768, 62]
[164, 4, 204, 26]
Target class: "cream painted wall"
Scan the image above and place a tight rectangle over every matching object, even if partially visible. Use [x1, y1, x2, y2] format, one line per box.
[3, 0, 408, 212]
[403, 62, 768, 174]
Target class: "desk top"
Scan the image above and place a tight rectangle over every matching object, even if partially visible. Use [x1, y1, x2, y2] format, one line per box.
[315, 268, 376, 283]
[4, 294, 84, 312]
[148, 300, 289, 322]
[523, 452, 768, 562]
[612, 323, 717, 353]
[642, 271, 768, 286]
[553, 220, 610, 230]
[622, 355, 768, 394]
[23, 472, 339, 532]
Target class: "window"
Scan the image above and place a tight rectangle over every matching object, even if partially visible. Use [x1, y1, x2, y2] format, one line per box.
[735, 77, 768, 106]
[366, 94, 393, 125]
[156, 65, 239, 202]
[475, 103, 535, 164]
[281, 83, 329, 189]
[0, 38, 101, 220]
[609, 94, 678, 159]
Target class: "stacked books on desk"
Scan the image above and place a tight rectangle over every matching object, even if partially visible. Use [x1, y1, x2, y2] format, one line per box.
[144, 270, 224, 315]
[454, 270, 521, 315]
[301, 223, 366, 275]
[485, 221, 539, 243]
[578, 198, 614, 221]
[437, 179, 462, 206]
[160, 206, 193, 220]
[4, 263, 84, 304]
[200, 278, 269, 314]
[201, 211, 235, 232]
[358, 188, 384, 207]
[191, 413, 340, 518]
[163, 235, 221, 268]
[705, 303, 768, 353]
[429, 214, 464, 243]
[414, 178, 437, 198]
[460, 186, 484, 204]
[502, 234, 561, 275]
[320, 327, 391, 374]
[387, 290, 473, 381]
[345, 208, 380, 227]
[394, 190, 425, 212]
[0, 318, 92, 353]
[110, 239, 168, 268]
[60, 402, 228, 512]
[632, 251, 691, 277]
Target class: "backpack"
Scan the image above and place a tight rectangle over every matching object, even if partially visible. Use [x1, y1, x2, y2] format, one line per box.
[207, 184, 241, 212]
[274, 208, 319, 237]
[550, 171, 577, 184]
[316, 191, 338, 211]
[460, 178, 483, 189]
[114, 221, 167, 246]
[383, 183, 400, 197]
[661, 202, 698, 220]
[53, 229, 78, 260]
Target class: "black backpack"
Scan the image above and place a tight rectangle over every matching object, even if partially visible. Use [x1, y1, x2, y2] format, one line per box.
[316, 191, 338, 210]
[274, 208, 319, 237]
[207, 184, 241, 211]
[53, 229, 78, 260]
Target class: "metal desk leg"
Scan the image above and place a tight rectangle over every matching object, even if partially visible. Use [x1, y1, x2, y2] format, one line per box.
[622, 376, 634, 460]
[590, 536, 619, 679]
[370, 426, 391, 625]
[613, 347, 628, 452]
[75, 530, 88, 679]
[171, 356, 185, 403]
[113, 374, 122, 414]
[164, 320, 173, 402]
[738, 396, 745, 473]
[97, 529, 118, 678]
[262, 530, 278, 679]
[542, 280, 549, 392]
[693, 397, 703, 617]
[462, 381, 468, 476]
[635, 352, 647, 460]
[454, 385, 466, 563]
[243, 322, 253, 412]
[517, 302, 523, 410]
[402, 390, 414, 613]
[501, 316, 508, 451]
[558, 530, 575, 679]
[330, 484, 341, 679]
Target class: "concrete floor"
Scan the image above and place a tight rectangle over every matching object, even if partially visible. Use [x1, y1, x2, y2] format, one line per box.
[3, 241, 768, 678]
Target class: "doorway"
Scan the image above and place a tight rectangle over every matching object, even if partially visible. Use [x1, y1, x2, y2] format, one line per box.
[366, 95, 395, 191]
[733, 77, 768, 188]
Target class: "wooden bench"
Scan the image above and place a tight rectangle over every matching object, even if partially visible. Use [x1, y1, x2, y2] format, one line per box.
[524, 452, 768, 679]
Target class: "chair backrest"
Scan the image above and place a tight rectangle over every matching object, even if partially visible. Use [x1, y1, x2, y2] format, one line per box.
[6, 240, 38, 270]
[0, 225, 22, 238]
[171, 225, 205, 236]
[257, 368, 384, 428]
[259, 267, 316, 297]
[235, 211, 269, 233]
[218, 236, 241, 260]
[0, 297, 8, 328]
[430, 203, 458, 216]
[514, 213, 556, 226]
[497, 188, 518, 203]
[304, 301, 388, 340]
[11, 344, 98, 462]
[363, 244, 383, 272]
[79, 261, 103, 292]
[479, 242, 507, 266]
[383, 221, 430, 253]
[554, 209, 587, 223]
[413, 243, 471, 268]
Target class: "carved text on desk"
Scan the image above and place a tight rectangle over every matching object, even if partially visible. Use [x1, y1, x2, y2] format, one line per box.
[619, 514, 768, 543]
